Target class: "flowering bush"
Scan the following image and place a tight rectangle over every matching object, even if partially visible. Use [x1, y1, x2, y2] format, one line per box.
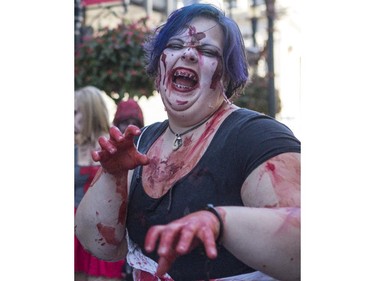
[75, 18, 155, 103]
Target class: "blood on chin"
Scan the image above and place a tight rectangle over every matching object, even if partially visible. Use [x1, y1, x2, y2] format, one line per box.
[165, 92, 193, 108]
[166, 94, 199, 111]
[166, 98, 190, 111]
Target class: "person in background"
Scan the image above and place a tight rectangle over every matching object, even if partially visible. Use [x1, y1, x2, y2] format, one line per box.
[112, 99, 144, 281]
[75, 85, 125, 281]
[75, 4, 300, 281]
[113, 99, 144, 134]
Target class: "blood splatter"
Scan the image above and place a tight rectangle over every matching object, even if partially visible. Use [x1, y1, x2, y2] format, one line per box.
[96, 223, 120, 245]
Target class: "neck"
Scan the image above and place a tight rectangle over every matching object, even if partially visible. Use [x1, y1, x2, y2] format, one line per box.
[167, 103, 224, 151]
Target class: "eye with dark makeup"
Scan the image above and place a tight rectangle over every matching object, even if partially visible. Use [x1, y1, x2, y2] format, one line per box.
[166, 39, 184, 50]
[196, 46, 221, 58]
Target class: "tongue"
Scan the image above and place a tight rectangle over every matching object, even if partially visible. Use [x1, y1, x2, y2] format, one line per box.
[175, 76, 196, 88]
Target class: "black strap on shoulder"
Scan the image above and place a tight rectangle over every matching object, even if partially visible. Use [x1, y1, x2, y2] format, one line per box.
[129, 120, 169, 198]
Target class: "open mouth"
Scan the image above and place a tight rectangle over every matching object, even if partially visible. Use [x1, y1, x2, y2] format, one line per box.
[172, 68, 198, 92]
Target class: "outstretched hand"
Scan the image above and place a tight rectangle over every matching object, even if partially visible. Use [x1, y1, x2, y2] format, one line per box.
[144, 210, 221, 277]
[92, 125, 149, 176]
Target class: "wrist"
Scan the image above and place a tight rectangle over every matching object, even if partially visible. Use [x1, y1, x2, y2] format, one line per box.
[102, 167, 128, 181]
[205, 204, 224, 244]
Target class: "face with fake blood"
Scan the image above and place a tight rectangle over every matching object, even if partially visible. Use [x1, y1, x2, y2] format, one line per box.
[157, 17, 225, 120]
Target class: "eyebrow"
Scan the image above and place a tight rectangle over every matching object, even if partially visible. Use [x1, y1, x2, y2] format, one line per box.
[168, 38, 184, 43]
[198, 43, 222, 53]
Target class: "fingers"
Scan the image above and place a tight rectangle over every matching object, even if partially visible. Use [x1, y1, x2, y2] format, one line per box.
[123, 125, 142, 140]
[156, 255, 174, 277]
[144, 211, 220, 276]
[109, 126, 125, 142]
[199, 225, 218, 259]
[135, 151, 150, 166]
[176, 221, 217, 259]
[145, 224, 189, 256]
[98, 135, 117, 154]
[107, 125, 140, 147]
[91, 149, 101, 162]
[175, 224, 195, 254]
[157, 227, 180, 257]
[91, 136, 113, 162]
[145, 226, 179, 278]
[92, 126, 143, 161]
[144, 225, 163, 253]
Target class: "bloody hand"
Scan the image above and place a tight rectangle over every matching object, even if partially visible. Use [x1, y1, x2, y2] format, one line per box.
[144, 210, 221, 277]
[92, 125, 150, 176]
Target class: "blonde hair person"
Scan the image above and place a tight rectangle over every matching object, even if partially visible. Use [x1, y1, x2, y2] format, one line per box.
[74, 86, 126, 281]
[75, 86, 110, 147]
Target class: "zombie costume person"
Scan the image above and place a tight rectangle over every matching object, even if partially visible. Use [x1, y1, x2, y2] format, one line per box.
[75, 4, 301, 281]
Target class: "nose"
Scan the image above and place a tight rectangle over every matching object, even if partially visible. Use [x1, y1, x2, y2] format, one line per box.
[181, 48, 198, 63]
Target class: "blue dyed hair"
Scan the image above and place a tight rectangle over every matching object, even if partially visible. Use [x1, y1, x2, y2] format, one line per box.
[144, 3, 249, 98]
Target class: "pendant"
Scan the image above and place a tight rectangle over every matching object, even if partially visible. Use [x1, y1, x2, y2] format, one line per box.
[173, 135, 183, 151]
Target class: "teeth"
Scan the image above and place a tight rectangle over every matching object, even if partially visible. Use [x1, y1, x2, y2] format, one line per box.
[173, 83, 191, 90]
[174, 70, 197, 81]
[172, 69, 198, 91]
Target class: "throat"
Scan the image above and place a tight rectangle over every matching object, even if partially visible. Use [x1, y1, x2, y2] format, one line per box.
[168, 117, 210, 151]
[168, 104, 223, 151]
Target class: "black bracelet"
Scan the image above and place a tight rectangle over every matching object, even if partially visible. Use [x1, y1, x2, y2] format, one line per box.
[205, 204, 224, 244]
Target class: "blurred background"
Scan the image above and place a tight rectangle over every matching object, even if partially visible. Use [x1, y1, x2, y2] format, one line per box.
[75, 0, 301, 137]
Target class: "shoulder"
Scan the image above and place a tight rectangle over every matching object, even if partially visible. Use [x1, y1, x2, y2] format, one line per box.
[231, 109, 295, 132]
[224, 108, 300, 178]
[225, 109, 300, 146]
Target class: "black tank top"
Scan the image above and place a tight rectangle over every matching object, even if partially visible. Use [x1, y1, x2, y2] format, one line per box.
[127, 109, 300, 280]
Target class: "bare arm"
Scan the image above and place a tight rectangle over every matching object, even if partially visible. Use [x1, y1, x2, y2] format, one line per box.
[75, 125, 149, 261]
[220, 152, 300, 280]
